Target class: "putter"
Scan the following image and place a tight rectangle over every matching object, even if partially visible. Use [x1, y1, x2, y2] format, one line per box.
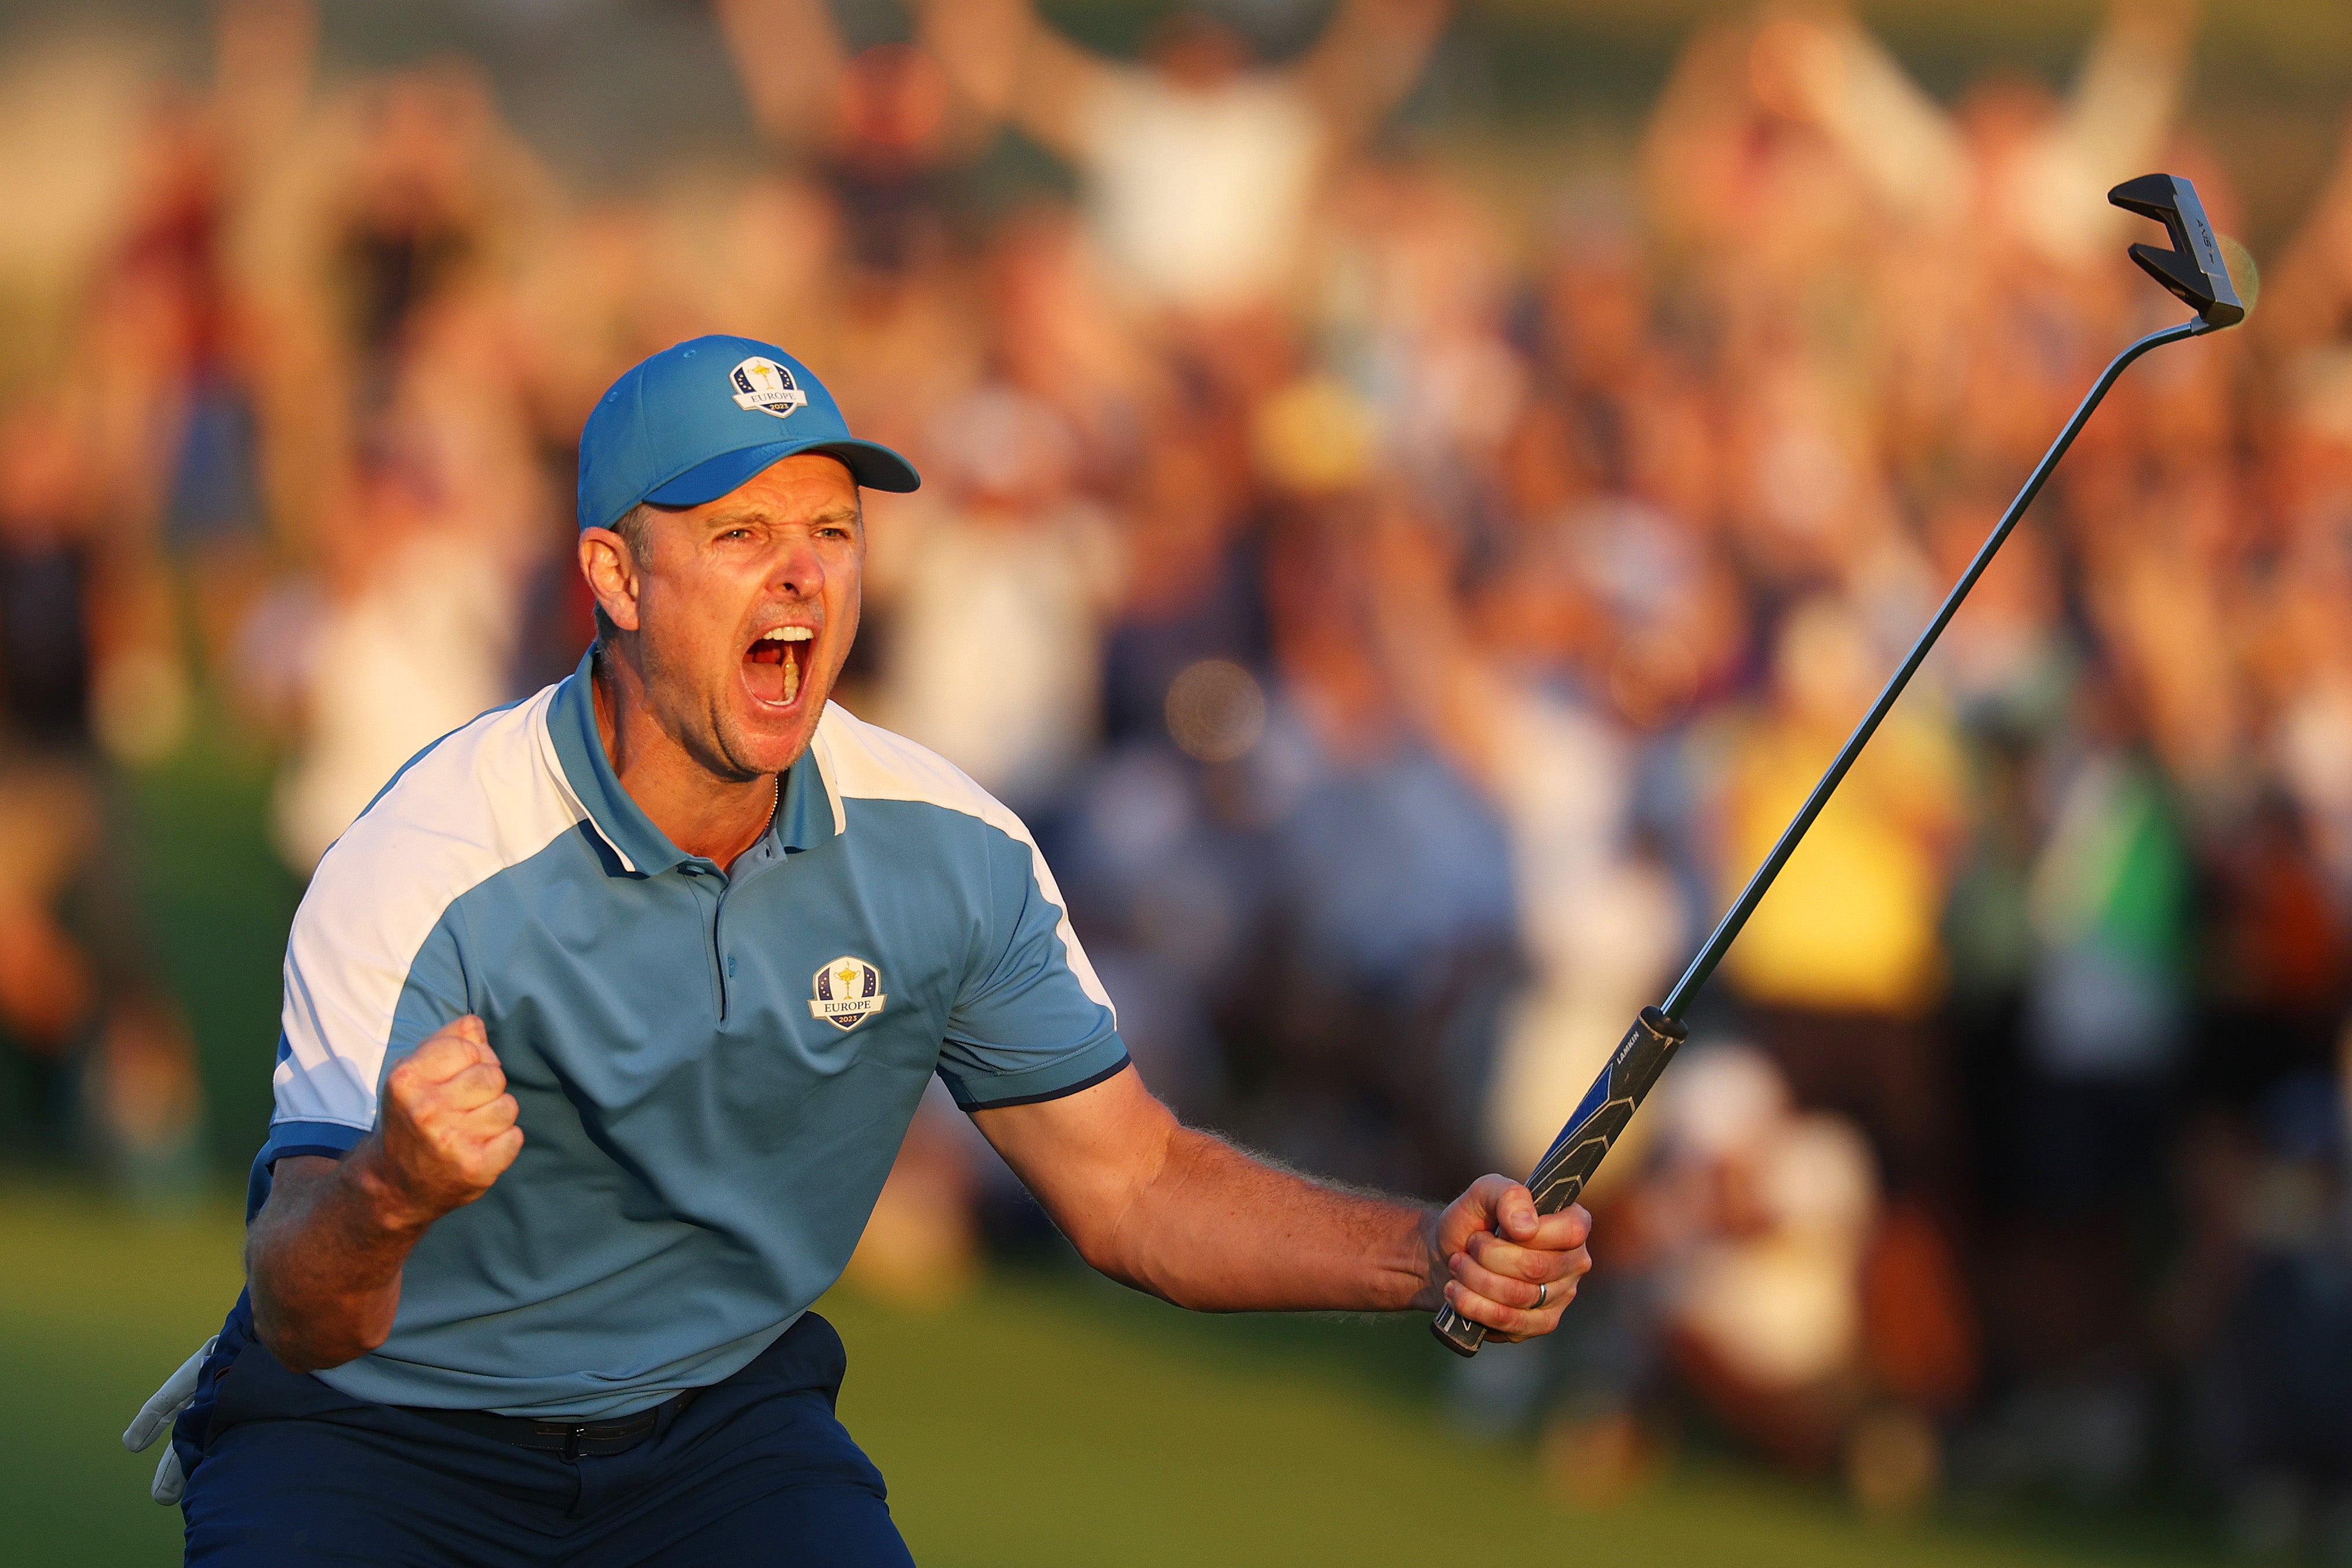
[1432, 172, 2247, 1357]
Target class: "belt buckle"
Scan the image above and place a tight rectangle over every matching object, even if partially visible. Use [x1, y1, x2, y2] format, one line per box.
[538, 1411, 654, 1461]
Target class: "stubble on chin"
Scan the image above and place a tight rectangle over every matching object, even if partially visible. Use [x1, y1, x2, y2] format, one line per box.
[631, 630, 759, 786]
[706, 682, 823, 783]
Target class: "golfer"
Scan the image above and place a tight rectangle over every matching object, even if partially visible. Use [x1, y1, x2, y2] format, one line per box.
[140, 336, 1593, 1566]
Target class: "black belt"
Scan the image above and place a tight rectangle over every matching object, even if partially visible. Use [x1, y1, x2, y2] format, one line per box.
[401, 1384, 704, 1460]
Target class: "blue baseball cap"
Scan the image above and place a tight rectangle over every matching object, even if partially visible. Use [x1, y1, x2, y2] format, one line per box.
[577, 335, 920, 531]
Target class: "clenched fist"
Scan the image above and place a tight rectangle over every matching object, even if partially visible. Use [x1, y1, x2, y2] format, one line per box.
[373, 1015, 523, 1228]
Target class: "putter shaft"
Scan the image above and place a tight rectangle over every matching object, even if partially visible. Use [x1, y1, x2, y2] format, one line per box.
[1430, 313, 2214, 1359]
[1660, 315, 2208, 1019]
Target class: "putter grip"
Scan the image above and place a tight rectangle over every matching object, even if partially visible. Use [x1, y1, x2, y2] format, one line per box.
[1429, 1007, 1687, 1357]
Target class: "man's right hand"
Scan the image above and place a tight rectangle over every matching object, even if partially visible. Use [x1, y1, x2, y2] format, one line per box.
[365, 1015, 523, 1231]
[247, 1015, 522, 1371]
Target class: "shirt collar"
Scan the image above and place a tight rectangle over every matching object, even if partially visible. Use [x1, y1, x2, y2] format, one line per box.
[548, 645, 836, 875]
[775, 732, 836, 852]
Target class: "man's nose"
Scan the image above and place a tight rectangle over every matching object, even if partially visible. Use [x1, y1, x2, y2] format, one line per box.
[766, 536, 825, 597]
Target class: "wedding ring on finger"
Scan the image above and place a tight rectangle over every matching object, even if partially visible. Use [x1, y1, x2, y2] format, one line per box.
[1535, 1281, 1548, 1309]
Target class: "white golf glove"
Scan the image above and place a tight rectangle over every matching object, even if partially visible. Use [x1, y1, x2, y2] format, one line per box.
[123, 1337, 215, 1505]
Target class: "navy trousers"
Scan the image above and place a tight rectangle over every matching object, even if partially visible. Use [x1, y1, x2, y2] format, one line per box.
[177, 1310, 915, 1567]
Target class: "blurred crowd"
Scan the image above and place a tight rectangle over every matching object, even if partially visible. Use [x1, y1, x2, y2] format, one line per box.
[12, 0, 2352, 1540]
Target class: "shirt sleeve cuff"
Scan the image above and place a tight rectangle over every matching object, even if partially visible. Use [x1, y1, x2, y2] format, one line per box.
[938, 1042, 1132, 1112]
[259, 1119, 370, 1166]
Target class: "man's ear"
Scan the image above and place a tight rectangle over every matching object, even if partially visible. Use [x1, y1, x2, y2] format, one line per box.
[579, 527, 641, 633]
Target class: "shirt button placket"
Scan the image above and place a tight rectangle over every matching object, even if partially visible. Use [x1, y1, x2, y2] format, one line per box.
[685, 868, 727, 1019]
[709, 874, 732, 1021]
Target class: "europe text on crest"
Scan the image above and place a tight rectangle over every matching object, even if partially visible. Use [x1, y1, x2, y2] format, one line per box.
[809, 956, 886, 1030]
[730, 355, 809, 420]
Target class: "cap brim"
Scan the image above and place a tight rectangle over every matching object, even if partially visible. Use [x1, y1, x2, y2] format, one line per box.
[643, 438, 922, 509]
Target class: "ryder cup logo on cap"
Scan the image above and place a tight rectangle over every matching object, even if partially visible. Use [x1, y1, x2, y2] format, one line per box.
[810, 956, 886, 1031]
[729, 356, 808, 419]
[576, 334, 920, 533]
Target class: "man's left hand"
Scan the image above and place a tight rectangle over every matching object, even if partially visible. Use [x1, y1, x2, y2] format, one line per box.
[1422, 1176, 1592, 1342]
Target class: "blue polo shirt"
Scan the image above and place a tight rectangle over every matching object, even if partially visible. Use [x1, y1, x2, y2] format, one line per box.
[255, 649, 1129, 1417]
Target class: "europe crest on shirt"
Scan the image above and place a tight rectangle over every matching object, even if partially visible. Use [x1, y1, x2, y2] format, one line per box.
[809, 956, 886, 1030]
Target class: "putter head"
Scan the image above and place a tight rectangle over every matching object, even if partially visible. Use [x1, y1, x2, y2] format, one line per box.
[2109, 172, 2245, 329]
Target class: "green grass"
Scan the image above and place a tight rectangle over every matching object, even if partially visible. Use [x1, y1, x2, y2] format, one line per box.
[0, 1186, 2225, 1567]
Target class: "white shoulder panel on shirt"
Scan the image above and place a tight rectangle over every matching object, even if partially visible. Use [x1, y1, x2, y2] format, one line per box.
[273, 684, 589, 1134]
[809, 703, 1114, 1015]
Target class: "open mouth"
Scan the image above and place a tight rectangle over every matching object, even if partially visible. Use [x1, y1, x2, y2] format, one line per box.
[744, 625, 814, 708]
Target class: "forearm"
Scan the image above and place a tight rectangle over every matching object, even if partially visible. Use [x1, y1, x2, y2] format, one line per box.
[244, 1145, 433, 1371]
[713, 0, 846, 148]
[1000, 0, 1108, 161]
[1091, 1128, 1440, 1314]
[979, 1068, 1586, 1338]
[1297, 0, 1450, 143]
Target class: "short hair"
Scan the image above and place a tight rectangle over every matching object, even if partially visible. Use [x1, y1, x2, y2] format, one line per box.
[590, 502, 654, 645]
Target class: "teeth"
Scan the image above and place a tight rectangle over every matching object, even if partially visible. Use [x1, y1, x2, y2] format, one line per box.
[754, 626, 809, 704]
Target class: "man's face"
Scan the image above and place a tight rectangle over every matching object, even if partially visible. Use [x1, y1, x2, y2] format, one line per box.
[582, 453, 863, 781]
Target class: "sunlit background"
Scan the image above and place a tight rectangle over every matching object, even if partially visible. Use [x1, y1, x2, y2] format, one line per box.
[6, 1, 2352, 1562]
